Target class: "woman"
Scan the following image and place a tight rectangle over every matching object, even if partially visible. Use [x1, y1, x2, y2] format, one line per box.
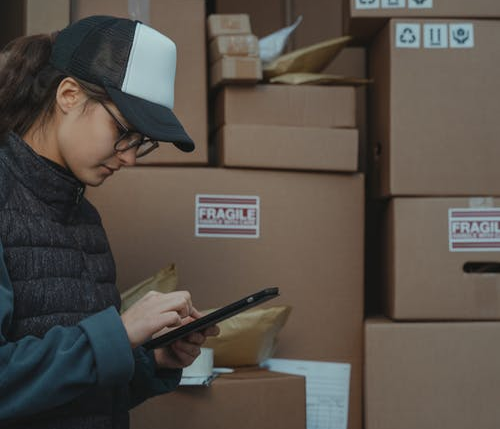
[0, 15, 218, 428]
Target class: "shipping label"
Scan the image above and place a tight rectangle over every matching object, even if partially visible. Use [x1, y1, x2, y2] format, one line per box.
[449, 208, 500, 252]
[396, 23, 421, 48]
[355, 0, 380, 10]
[408, 0, 432, 8]
[381, 0, 405, 8]
[396, 22, 474, 49]
[356, 0, 431, 8]
[195, 194, 260, 238]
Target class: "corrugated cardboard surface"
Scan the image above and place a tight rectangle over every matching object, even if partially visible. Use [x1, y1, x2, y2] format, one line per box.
[207, 14, 252, 39]
[382, 198, 500, 320]
[209, 34, 259, 63]
[369, 19, 500, 197]
[71, 0, 208, 165]
[87, 167, 364, 429]
[365, 318, 500, 429]
[0, 0, 70, 48]
[215, 84, 356, 129]
[210, 56, 262, 88]
[216, 124, 359, 172]
[130, 369, 306, 429]
[345, 0, 500, 42]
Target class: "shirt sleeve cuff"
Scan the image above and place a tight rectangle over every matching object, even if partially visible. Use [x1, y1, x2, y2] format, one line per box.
[78, 306, 134, 387]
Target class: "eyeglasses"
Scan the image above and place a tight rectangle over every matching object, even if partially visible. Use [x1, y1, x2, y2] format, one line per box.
[99, 101, 159, 158]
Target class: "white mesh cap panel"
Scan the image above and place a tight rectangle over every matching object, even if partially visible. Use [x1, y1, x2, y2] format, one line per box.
[122, 23, 176, 109]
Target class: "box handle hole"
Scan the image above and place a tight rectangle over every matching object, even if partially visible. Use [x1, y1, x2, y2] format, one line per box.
[463, 262, 500, 274]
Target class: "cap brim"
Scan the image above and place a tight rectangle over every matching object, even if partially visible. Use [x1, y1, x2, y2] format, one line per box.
[106, 86, 195, 153]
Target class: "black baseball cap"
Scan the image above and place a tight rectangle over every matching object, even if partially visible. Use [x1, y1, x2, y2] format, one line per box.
[49, 15, 194, 153]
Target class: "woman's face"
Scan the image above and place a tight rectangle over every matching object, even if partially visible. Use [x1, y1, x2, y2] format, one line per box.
[56, 98, 139, 187]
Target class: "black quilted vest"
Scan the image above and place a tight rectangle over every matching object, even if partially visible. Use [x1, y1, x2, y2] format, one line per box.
[0, 132, 129, 428]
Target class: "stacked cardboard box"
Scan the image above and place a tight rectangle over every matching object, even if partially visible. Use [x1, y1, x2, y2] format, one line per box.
[359, 4, 500, 429]
[213, 84, 359, 172]
[207, 14, 262, 88]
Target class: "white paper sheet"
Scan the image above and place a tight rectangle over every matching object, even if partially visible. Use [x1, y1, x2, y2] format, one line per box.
[261, 358, 351, 429]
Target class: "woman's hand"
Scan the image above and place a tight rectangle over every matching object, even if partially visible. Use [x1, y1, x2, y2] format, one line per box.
[120, 290, 194, 349]
[153, 309, 220, 369]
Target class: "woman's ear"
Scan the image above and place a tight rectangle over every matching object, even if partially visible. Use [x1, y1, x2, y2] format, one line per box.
[56, 77, 86, 113]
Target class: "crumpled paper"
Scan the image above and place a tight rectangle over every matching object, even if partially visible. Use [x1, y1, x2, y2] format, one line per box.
[203, 305, 292, 367]
[120, 264, 177, 313]
[263, 35, 352, 80]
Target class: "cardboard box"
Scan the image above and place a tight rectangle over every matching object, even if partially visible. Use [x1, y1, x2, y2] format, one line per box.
[215, 85, 356, 129]
[130, 369, 306, 429]
[324, 47, 368, 172]
[344, 0, 500, 42]
[72, 0, 208, 165]
[86, 167, 364, 429]
[365, 318, 500, 429]
[207, 14, 252, 39]
[213, 0, 286, 39]
[382, 198, 500, 320]
[293, 0, 344, 48]
[215, 124, 358, 172]
[210, 56, 262, 88]
[369, 19, 500, 197]
[214, 0, 344, 50]
[209, 34, 259, 63]
[0, 0, 70, 48]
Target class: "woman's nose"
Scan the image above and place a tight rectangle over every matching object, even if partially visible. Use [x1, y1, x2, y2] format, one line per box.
[116, 147, 137, 166]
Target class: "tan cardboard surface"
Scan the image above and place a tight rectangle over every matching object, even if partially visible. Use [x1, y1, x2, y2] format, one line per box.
[72, 0, 208, 165]
[365, 318, 500, 429]
[215, 124, 359, 172]
[210, 56, 262, 88]
[214, 0, 286, 39]
[130, 369, 306, 429]
[87, 167, 364, 429]
[215, 84, 356, 129]
[207, 14, 252, 39]
[382, 198, 500, 320]
[369, 19, 500, 197]
[344, 0, 500, 42]
[209, 34, 259, 63]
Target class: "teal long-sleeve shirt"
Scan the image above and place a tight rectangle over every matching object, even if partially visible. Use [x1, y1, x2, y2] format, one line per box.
[0, 240, 181, 422]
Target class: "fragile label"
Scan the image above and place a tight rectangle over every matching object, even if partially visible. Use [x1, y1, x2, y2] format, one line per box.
[195, 194, 260, 238]
[449, 208, 500, 252]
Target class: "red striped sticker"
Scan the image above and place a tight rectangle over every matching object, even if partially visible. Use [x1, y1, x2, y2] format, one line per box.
[196, 194, 260, 238]
[449, 208, 500, 252]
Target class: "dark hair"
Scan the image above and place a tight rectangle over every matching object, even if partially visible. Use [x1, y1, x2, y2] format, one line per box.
[0, 33, 110, 140]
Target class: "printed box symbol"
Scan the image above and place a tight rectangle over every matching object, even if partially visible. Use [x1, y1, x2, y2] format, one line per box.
[355, 0, 380, 9]
[449, 24, 474, 48]
[409, 0, 433, 8]
[395, 23, 421, 48]
[382, 0, 405, 8]
[424, 24, 448, 48]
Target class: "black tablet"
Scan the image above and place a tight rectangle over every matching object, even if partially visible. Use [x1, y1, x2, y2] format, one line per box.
[142, 287, 280, 350]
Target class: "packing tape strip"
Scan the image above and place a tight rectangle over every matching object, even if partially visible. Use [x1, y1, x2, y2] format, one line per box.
[182, 348, 214, 377]
[128, 0, 150, 25]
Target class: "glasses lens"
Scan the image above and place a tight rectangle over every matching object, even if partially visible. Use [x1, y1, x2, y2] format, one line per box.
[136, 140, 159, 158]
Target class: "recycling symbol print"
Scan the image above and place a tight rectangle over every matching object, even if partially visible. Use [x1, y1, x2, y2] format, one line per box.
[400, 27, 417, 44]
[452, 27, 470, 44]
[359, 0, 377, 4]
